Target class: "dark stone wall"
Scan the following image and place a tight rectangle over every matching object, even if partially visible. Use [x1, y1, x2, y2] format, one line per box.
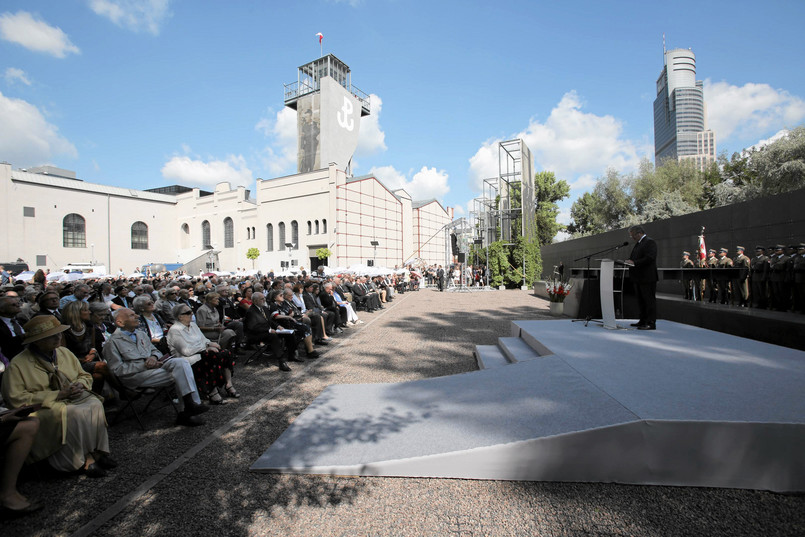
[542, 187, 805, 294]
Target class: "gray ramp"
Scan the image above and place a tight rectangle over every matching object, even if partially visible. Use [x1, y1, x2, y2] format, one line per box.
[251, 320, 805, 491]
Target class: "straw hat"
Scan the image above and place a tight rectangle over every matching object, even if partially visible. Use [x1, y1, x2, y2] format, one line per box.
[22, 315, 69, 345]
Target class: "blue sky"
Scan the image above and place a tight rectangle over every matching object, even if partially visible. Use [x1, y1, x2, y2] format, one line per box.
[2, 0, 804, 230]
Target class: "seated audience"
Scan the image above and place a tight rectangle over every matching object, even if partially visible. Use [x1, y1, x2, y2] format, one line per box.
[153, 288, 179, 324]
[303, 282, 337, 335]
[244, 292, 296, 371]
[104, 309, 209, 427]
[271, 290, 320, 359]
[195, 293, 239, 351]
[1, 316, 115, 478]
[0, 292, 26, 360]
[0, 394, 41, 515]
[16, 287, 40, 324]
[167, 305, 238, 404]
[88, 301, 115, 352]
[132, 295, 170, 354]
[290, 285, 330, 344]
[61, 301, 133, 400]
[110, 286, 131, 310]
[59, 284, 90, 311]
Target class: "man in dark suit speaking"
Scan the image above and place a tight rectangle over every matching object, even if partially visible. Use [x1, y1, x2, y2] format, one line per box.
[625, 225, 658, 330]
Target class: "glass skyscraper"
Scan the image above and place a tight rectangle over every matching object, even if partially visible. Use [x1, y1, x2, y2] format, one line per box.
[653, 48, 716, 170]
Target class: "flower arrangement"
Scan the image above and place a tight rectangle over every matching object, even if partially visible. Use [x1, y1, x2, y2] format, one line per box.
[545, 279, 573, 303]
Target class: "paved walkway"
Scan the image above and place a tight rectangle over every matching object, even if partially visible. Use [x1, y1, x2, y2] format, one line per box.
[7, 288, 805, 537]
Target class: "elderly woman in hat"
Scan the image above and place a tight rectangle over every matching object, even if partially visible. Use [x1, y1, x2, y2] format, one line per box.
[0, 316, 115, 478]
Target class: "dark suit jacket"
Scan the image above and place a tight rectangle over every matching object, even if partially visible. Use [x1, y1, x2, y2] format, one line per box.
[628, 236, 659, 283]
[111, 296, 130, 309]
[0, 318, 25, 360]
[244, 304, 276, 336]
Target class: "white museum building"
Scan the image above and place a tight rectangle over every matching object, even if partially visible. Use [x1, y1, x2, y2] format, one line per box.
[0, 54, 453, 275]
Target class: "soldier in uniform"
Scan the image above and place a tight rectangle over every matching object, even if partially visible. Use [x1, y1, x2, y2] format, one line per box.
[732, 246, 751, 307]
[716, 248, 733, 304]
[793, 243, 805, 314]
[680, 251, 694, 299]
[706, 249, 719, 303]
[768, 245, 790, 311]
[749, 246, 769, 309]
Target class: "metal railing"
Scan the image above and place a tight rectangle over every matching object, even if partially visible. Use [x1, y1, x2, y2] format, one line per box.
[284, 80, 370, 112]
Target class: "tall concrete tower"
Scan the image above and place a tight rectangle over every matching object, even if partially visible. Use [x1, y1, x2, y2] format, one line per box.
[653, 47, 716, 170]
[283, 54, 370, 175]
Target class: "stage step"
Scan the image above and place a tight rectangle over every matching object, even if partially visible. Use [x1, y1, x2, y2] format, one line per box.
[474, 345, 513, 370]
[498, 337, 542, 363]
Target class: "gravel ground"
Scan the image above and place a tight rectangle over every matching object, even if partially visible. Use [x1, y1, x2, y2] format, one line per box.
[6, 288, 804, 537]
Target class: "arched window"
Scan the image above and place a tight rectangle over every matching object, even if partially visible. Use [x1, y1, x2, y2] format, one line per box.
[307, 221, 312, 235]
[315, 220, 319, 234]
[131, 221, 149, 249]
[181, 223, 190, 249]
[245, 227, 251, 240]
[266, 224, 274, 251]
[224, 217, 234, 248]
[251, 227, 255, 239]
[322, 219, 327, 234]
[291, 220, 298, 245]
[63, 214, 86, 248]
[202, 220, 211, 249]
[278, 222, 286, 250]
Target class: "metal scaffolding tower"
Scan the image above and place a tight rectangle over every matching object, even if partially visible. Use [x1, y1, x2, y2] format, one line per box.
[469, 139, 535, 288]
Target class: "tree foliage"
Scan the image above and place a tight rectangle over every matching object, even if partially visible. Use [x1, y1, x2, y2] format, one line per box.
[533, 171, 570, 246]
[246, 247, 260, 269]
[567, 125, 805, 236]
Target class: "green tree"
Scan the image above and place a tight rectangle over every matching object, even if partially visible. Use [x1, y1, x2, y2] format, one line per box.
[534, 171, 570, 246]
[567, 191, 606, 237]
[315, 248, 332, 260]
[751, 126, 805, 195]
[246, 247, 260, 269]
[595, 168, 632, 228]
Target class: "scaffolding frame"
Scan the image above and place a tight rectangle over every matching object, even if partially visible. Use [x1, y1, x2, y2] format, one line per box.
[469, 139, 535, 288]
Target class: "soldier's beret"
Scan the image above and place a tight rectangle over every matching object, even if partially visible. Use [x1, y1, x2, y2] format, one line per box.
[798, 243, 805, 249]
[736, 246, 745, 251]
[719, 248, 728, 253]
[708, 249, 716, 253]
[755, 245, 765, 250]
[682, 251, 691, 256]
[775, 244, 785, 249]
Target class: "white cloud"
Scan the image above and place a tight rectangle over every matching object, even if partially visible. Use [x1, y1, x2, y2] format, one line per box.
[4, 67, 31, 86]
[88, 0, 172, 35]
[704, 80, 805, 143]
[468, 91, 646, 193]
[370, 165, 450, 201]
[161, 153, 253, 188]
[356, 93, 387, 156]
[256, 107, 297, 175]
[0, 90, 77, 165]
[0, 11, 80, 58]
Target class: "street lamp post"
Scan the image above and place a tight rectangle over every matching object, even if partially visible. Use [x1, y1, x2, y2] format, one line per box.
[285, 243, 295, 270]
[90, 243, 95, 266]
[370, 240, 379, 267]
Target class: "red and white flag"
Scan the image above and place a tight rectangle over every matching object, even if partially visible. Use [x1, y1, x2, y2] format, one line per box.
[697, 231, 707, 264]
[316, 32, 323, 44]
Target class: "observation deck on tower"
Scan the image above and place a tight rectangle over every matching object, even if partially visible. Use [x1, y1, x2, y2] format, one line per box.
[283, 54, 370, 116]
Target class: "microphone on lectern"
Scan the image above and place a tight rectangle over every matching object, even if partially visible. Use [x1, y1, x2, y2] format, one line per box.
[616, 241, 629, 248]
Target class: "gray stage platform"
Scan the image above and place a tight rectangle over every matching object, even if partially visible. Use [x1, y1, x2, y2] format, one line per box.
[251, 320, 805, 492]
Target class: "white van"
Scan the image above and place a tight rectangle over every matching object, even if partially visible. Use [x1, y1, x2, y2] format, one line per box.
[60, 263, 108, 275]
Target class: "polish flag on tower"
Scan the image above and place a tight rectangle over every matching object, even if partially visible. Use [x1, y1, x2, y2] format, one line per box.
[316, 32, 323, 44]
